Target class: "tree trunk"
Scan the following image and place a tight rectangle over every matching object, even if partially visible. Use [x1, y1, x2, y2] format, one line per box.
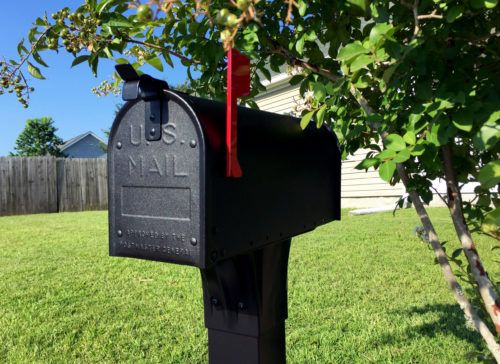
[441, 145, 500, 335]
[347, 82, 500, 360]
[396, 164, 500, 362]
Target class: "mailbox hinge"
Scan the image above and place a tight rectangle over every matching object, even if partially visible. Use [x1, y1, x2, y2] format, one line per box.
[115, 64, 169, 141]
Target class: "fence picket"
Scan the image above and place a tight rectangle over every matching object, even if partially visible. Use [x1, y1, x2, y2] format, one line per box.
[0, 156, 108, 216]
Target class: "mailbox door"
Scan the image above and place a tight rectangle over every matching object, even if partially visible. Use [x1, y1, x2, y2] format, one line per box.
[108, 91, 205, 267]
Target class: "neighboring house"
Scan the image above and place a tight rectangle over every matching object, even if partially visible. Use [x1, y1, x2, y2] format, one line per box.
[255, 73, 405, 209]
[60, 131, 107, 158]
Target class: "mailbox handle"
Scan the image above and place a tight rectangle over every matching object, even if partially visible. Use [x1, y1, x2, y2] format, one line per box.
[115, 64, 169, 141]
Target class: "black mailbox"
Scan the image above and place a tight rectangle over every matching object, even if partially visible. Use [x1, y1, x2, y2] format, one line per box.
[108, 66, 341, 363]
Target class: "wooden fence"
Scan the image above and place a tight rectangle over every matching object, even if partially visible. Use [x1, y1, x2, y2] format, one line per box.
[0, 157, 107, 216]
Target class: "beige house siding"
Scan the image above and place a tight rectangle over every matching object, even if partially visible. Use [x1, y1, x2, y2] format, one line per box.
[341, 149, 405, 208]
[255, 79, 405, 208]
[255, 84, 301, 115]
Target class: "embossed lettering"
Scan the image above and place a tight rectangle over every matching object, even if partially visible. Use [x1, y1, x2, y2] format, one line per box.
[128, 156, 143, 177]
[130, 124, 142, 146]
[148, 156, 163, 176]
[162, 123, 177, 145]
[118, 239, 190, 256]
[173, 155, 188, 177]
[127, 154, 189, 178]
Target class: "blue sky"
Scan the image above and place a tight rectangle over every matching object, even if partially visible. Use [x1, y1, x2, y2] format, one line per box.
[0, 1, 189, 156]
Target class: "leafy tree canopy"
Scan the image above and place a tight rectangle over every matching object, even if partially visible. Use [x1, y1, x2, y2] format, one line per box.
[1, 0, 499, 359]
[1, 1, 497, 214]
[11, 117, 64, 157]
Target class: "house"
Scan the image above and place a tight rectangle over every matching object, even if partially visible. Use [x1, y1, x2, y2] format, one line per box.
[254, 72, 405, 209]
[60, 131, 107, 158]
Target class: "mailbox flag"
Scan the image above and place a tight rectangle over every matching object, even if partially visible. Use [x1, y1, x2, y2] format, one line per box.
[226, 48, 250, 178]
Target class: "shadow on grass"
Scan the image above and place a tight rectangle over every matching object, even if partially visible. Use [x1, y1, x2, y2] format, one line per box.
[375, 304, 484, 351]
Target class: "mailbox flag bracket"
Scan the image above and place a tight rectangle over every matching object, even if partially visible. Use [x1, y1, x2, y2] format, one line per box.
[226, 49, 250, 178]
[115, 64, 169, 141]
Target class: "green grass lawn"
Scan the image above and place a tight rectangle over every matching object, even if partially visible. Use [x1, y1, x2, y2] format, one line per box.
[0, 208, 498, 363]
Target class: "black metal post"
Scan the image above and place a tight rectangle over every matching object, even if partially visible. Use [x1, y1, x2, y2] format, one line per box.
[201, 239, 291, 364]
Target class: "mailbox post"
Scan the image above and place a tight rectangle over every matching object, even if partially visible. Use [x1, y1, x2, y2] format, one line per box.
[108, 66, 341, 363]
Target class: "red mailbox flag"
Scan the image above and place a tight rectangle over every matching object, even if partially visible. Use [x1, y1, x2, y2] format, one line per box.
[226, 48, 250, 178]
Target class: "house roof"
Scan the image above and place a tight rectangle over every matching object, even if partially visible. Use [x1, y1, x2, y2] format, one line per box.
[60, 131, 107, 151]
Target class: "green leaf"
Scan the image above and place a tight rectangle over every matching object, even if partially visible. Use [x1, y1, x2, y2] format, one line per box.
[114, 57, 128, 65]
[485, 0, 498, 8]
[472, 111, 500, 150]
[32, 51, 48, 68]
[90, 55, 99, 77]
[104, 16, 133, 28]
[377, 149, 397, 161]
[35, 17, 47, 26]
[380, 65, 397, 92]
[337, 41, 369, 62]
[403, 131, 416, 145]
[354, 74, 369, 88]
[161, 51, 174, 67]
[300, 110, 315, 130]
[481, 208, 499, 236]
[452, 110, 473, 132]
[87, 0, 97, 10]
[17, 39, 26, 55]
[477, 194, 491, 207]
[478, 161, 500, 189]
[146, 57, 163, 72]
[451, 248, 463, 259]
[28, 27, 37, 43]
[289, 74, 304, 86]
[304, 30, 317, 42]
[27, 62, 45, 79]
[346, 0, 367, 13]
[298, 0, 307, 16]
[411, 143, 426, 156]
[369, 23, 393, 46]
[71, 55, 90, 67]
[260, 67, 272, 82]
[295, 36, 305, 55]
[103, 47, 113, 59]
[384, 134, 406, 151]
[393, 148, 411, 163]
[379, 160, 396, 182]
[409, 112, 422, 126]
[355, 158, 379, 170]
[313, 82, 327, 101]
[446, 6, 463, 23]
[350, 54, 373, 72]
[473, 0, 498, 8]
[97, 0, 120, 14]
[427, 121, 454, 146]
[316, 104, 327, 128]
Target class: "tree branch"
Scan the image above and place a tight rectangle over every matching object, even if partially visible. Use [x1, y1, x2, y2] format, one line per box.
[441, 144, 500, 335]
[11, 27, 53, 77]
[412, 0, 420, 37]
[124, 37, 201, 65]
[417, 12, 443, 20]
[265, 37, 341, 83]
[347, 68, 500, 359]
[397, 163, 500, 362]
[429, 184, 449, 207]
